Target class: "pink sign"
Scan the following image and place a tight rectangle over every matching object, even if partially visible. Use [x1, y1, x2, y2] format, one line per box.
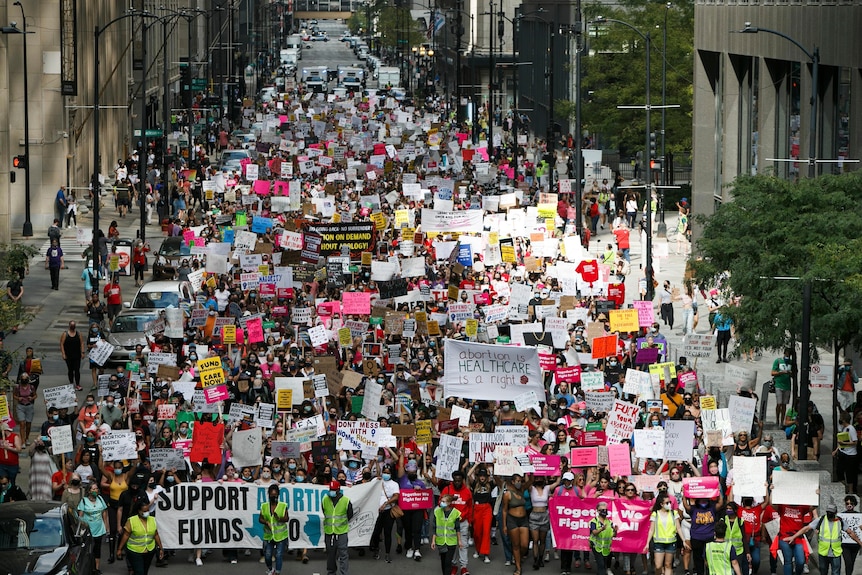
[253, 179, 271, 195]
[274, 181, 289, 196]
[342, 292, 371, 315]
[259, 283, 276, 297]
[399, 488, 434, 510]
[245, 317, 264, 344]
[182, 229, 195, 244]
[549, 496, 652, 552]
[678, 371, 698, 391]
[569, 447, 599, 467]
[204, 385, 229, 404]
[539, 352, 557, 371]
[682, 476, 720, 499]
[633, 301, 655, 327]
[573, 429, 607, 447]
[530, 454, 562, 476]
[607, 443, 632, 477]
[172, 438, 192, 456]
[556, 366, 581, 384]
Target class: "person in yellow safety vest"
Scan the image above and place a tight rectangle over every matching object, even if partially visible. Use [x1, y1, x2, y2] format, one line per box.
[645, 493, 690, 575]
[705, 521, 742, 575]
[588, 501, 617, 575]
[260, 484, 289, 575]
[117, 499, 164, 575]
[791, 503, 862, 575]
[430, 494, 462, 575]
[323, 480, 354, 575]
[723, 503, 749, 575]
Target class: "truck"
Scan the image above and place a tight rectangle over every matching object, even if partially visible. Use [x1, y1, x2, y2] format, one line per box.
[337, 66, 365, 90]
[377, 66, 401, 89]
[285, 34, 303, 59]
[301, 66, 329, 93]
[279, 48, 300, 68]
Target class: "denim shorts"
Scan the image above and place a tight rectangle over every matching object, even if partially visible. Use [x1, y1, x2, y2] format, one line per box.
[653, 541, 676, 553]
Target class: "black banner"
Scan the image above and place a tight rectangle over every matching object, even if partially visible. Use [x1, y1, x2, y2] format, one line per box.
[308, 222, 375, 255]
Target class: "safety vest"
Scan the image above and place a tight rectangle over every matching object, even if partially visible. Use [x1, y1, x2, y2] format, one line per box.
[261, 501, 289, 542]
[434, 506, 461, 546]
[126, 515, 157, 553]
[322, 495, 350, 535]
[724, 517, 744, 554]
[652, 511, 677, 544]
[589, 517, 613, 556]
[705, 541, 733, 575]
[818, 519, 843, 557]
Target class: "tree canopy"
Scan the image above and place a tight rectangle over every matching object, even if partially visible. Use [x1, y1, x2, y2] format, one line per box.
[562, 0, 694, 156]
[692, 172, 862, 357]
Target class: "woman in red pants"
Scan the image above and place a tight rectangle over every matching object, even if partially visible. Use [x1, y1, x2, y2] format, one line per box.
[468, 464, 494, 563]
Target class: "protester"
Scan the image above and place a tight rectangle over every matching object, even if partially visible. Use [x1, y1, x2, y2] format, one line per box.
[323, 479, 353, 575]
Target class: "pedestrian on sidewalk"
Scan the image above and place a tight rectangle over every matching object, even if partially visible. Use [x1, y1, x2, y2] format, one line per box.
[133, 240, 150, 288]
[103, 277, 122, 324]
[45, 238, 65, 290]
[65, 191, 78, 228]
[54, 186, 67, 225]
[60, 321, 85, 391]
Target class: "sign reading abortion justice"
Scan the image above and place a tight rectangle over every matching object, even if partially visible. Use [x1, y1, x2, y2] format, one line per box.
[157, 481, 381, 549]
[443, 339, 543, 401]
[548, 497, 652, 553]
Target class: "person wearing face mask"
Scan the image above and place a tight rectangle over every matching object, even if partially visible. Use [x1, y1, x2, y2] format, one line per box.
[430, 494, 463, 575]
[117, 499, 164, 575]
[370, 463, 399, 562]
[323, 479, 354, 575]
[645, 493, 689, 575]
[722, 503, 748, 575]
[684, 495, 723, 575]
[739, 497, 766, 575]
[257, 465, 275, 486]
[467, 465, 494, 564]
[441, 470, 474, 575]
[260, 484, 289, 575]
[99, 395, 124, 428]
[588, 501, 617, 575]
[79, 482, 109, 573]
[771, 348, 794, 427]
[398, 457, 427, 561]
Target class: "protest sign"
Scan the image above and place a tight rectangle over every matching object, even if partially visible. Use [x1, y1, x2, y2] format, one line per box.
[399, 489, 434, 510]
[605, 401, 640, 444]
[149, 448, 187, 471]
[450, 404, 471, 427]
[771, 471, 819, 506]
[569, 448, 599, 467]
[88, 340, 114, 366]
[494, 445, 526, 476]
[622, 369, 653, 399]
[663, 420, 695, 461]
[530, 454, 562, 476]
[495, 426, 529, 447]
[683, 334, 716, 358]
[101, 431, 138, 460]
[839, 514, 862, 544]
[415, 420, 432, 444]
[443, 339, 543, 401]
[43, 384, 78, 409]
[157, 404, 177, 421]
[361, 382, 383, 420]
[48, 425, 74, 455]
[633, 301, 655, 327]
[549, 497, 651, 552]
[682, 476, 721, 499]
[157, 481, 382, 549]
[725, 364, 757, 390]
[272, 441, 302, 460]
[633, 429, 665, 459]
[469, 432, 503, 463]
[513, 391, 540, 414]
[190, 423, 225, 463]
[580, 372, 605, 391]
[727, 395, 757, 434]
[231, 428, 263, 468]
[436, 434, 463, 481]
[335, 420, 380, 450]
[731, 456, 767, 498]
[607, 443, 632, 477]
[701, 408, 734, 446]
[609, 309, 639, 333]
[584, 390, 615, 413]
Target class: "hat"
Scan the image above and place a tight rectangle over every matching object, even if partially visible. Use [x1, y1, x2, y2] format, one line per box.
[328, 480, 341, 492]
[597, 313, 608, 321]
[826, 504, 838, 514]
[563, 472, 575, 481]
[405, 460, 419, 472]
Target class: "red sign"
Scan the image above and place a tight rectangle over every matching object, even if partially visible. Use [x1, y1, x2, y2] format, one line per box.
[436, 419, 460, 434]
[556, 366, 582, 384]
[682, 476, 720, 499]
[573, 429, 607, 447]
[592, 335, 619, 359]
[399, 488, 434, 510]
[539, 352, 557, 371]
[259, 283, 276, 297]
[189, 422, 224, 463]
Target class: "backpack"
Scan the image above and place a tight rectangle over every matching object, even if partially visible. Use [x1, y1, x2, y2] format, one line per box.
[48, 225, 61, 241]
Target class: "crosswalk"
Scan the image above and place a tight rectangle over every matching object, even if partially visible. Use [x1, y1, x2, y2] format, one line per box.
[37, 230, 89, 259]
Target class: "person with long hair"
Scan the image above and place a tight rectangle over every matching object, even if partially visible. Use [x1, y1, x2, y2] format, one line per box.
[502, 473, 532, 575]
[117, 498, 164, 575]
[645, 492, 689, 575]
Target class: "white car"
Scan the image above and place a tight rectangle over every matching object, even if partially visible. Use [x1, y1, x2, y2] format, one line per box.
[126, 280, 194, 314]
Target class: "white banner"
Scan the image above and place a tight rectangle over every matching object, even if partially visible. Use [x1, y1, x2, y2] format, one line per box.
[88, 340, 114, 366]
[157, 482, 382, 549]
[101, 431, 138, 461]
[731, 456, 767, 498]
[43, 384, 78, 409]
[442, 339, 543, 401]
[436, 434, 463, 481]
[420, 209, 484, 233]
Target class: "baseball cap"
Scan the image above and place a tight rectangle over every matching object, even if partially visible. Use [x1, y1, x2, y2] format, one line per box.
[563, 472, 575, 481]
[329, 480, 341, 492]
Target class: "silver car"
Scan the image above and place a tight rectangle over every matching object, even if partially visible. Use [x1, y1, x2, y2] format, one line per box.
[106, 310, 158, 364]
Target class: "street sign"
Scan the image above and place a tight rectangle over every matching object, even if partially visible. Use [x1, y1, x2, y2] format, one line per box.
[133, 129, 164, 137]
[191, 78, 206, 90]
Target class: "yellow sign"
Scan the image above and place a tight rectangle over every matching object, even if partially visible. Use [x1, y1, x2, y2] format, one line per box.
[338, 327, 352, 347]
[465, 319, 478, 338]
[222, 325, 237, 344]
[370, 212, 387, 231]
[199, 367, 225, 388]
[361, 252, 373, 265]
[206, 276, 217, 288]
[197, 357, 223, 372]
[415, 420, 433, 444]
[609, 309, 640, 333]
[258, 264, 270, 277]
[488, 232, 498, 246]
[394, 210, 410, 229]
[414, 311, 427, 323]
[648, 362, 678, 384]
[276, 389, 293, 411]
[699, 395, 717, 410]
[501, 245, 516, 263]
[427, 320, 441, 336]
[0, 396, 8, 419]
[109, 255, 120, 272]
[447, 285, 460, 301]
[537, 203, 556, 219]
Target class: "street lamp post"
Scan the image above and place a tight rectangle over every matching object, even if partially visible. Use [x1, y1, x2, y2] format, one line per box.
[739, 23, 819, 179]
[2, 2, 32, 236]
[657, 2, 671, 237]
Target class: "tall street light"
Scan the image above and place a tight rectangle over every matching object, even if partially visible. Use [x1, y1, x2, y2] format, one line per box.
[592, 16, 655, 300]
[93, 11, 155, 287]
[2, 2, 33, 236]
[738, 23, 819, 179]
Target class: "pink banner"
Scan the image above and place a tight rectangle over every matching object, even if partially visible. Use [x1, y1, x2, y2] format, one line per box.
[253, 179, 271, 196]
[549, 497, 652, 552]
[530, 454, 561, 476]
[682, 476, 720, 499]
[274, 181, 289, 196]
[399, 488, 434, 510]
[569, 447, 598, 467]
[342, 292, 371, 315]
[556, 366, 581, 384]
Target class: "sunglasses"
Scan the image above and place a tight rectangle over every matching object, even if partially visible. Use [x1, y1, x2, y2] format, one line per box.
[625, 488, 636, 493]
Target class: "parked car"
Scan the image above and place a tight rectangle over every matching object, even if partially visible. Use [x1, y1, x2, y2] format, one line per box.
[106, 310, 158, 364]
[218, 148, 255, 172]
[127, 280, 194, 312]
[0, 501, 95, 575]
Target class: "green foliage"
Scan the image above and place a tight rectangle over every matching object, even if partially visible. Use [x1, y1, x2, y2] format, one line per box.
[564, 0, 693, 156]
[0, 244, 38, 282]
[693, 172, 862, 355]
[376, 6, 426, 50]
[347, 12, 363, 34]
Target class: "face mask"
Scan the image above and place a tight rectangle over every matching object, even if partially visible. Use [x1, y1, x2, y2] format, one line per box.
[288, 464, 296, 470]
[261, 472, 271, 479]
[698, 502, 709, 508]
[599, 509, 608, 517]
[90, 491, 99, 499]
[407, 473, 418, 481]
[167, 476, 175, 483]
[87, 436, 95, 443]
[684, 398, 692, 405]
[114, 469, 123, 475]
[502, 405, 511, 412]
[827, 512, 837, 520]
[141, 511, 150, 519]
[53, 415, 59, 421]
[87, 401, 95, 406]
[272, 467, 281, 473]
[106, 403, 114, 408]
[382, 473, 391, 481]
[763, 440, 773, 447]
[440, 502, 448, 508]
[663, 503, 672, 510]
[296, 475, 305, 483]
[329, 490, 338, 498]
[609, 361, 617, 366]
[651, 328, 658, 334]
[179, 428, 188, 436]
[512, 481, 522, 489]
[71, 479, 81, 487]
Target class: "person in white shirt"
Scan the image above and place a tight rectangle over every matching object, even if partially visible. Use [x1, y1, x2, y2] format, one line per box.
[833, 413, 858, 493]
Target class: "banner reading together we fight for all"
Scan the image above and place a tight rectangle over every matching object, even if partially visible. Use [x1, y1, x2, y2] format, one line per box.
[157, 481, 381, 549]
[549, 496, 652, 553]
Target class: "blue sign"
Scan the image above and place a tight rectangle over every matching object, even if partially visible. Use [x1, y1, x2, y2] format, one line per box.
[457, 244, 472, 267]
[222, 229, 235, 245]
[251, 216, 274, 234]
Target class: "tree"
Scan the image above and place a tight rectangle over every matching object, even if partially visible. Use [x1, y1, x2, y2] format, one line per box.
[375, 6, 426, 50]
[0, 244, 38, 337]
[692, 172, 862, 357]
[558, 0, 694, 156]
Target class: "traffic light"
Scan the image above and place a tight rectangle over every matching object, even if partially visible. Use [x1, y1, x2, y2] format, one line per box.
[12, 155, 26, 169]
[649, 132, 657, 160]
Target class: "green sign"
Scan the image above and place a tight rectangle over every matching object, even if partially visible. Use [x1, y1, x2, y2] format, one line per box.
[585, 421, 604, 432]
[263, 320, 276, 330]
[133, 129, 164, 137]
[191, 78, 206, 90]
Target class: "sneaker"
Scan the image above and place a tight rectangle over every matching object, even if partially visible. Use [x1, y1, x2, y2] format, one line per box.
[195, 559, 203, 566]
[505, 561, 512, 567]
[474, 553, 480, 559]
[484, 557, 491, 564]
[450, 567, 459, 575]
[259, 557, 266, 564]
[802, 566, 809, 575]
[230, 560, 238, 564]
[545, 553, 550, 562]
[491, 537, 498, 546]
[406, 549, 415, 559]
[460, 568, 469, 575]
[414, 550, 422, 561]
[421, 537, 430, 545]
[385, 554, 392, 563]
[468, 538, 474, 546]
